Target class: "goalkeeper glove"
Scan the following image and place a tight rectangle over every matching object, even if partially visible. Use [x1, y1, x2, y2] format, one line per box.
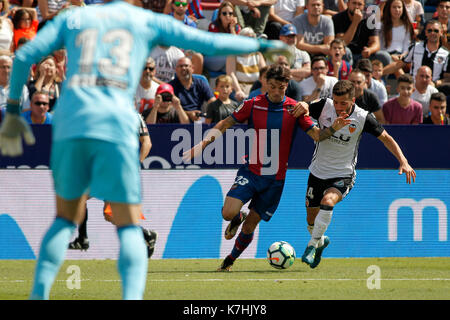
[0, 110, 36, 157]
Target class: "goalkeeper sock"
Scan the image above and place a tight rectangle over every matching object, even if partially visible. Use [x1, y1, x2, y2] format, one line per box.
[230, 231, 254, 260]
[308, 205, 333, 248]
[117, 225, 148, 300]
[30, 217, 76, 300]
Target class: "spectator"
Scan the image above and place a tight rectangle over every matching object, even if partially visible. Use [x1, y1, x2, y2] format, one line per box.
[332, 0, 391, 67]
[264, 0, 305, 40]
[205, 1, 241, 83]
[12, 7, 39, 50]
[423, 91, 449, 124]
[144, 83, 190, 124]
[167, 0, 203, 75]
[293, 0, 334, 56]
[205, 75, 238, 124]
[435, 0, 450, 32]
[355, 58, 389, 105]
[323, 0, 347, 17]
[52, 49, 67, 82]
[402, 0, 424, 26]
[27, 55, 60, 112]
[298, 55, 338, 102]
[371, 59, 386, 84]
[278, 23, 311, 82]
[248, 65, 269, 98]
[208, 1, 241, 35]
[379, 0, 415, 77]
[349, 69, 386, 123]
[22, 91, 52, 124]
[169, 56, 215, 122]
[0, 0, 14, 53]
[36, 0, 68, 23]
[0, 55, 30, 111]
[135, 57, 160, 114]
[248, 55, 304, 100]
[411, 65, 439, 117]
[226, 27, 266, 101]
[382, 74, 423, 124]
[150, 45, 185, 83]
[229, 0, 277, 37]
[169, 0, 197, 28]
[327, 38, 352, 80]
[384, 19, 450, 85]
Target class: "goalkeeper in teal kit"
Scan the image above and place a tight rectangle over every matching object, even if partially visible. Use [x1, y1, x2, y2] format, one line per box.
[0, 0, 288, 300]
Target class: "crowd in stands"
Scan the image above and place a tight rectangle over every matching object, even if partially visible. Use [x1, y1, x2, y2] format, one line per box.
[0, 0, 449, 126]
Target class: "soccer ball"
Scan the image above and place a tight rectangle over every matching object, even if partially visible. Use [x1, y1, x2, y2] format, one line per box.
[267, 241, 296, 269]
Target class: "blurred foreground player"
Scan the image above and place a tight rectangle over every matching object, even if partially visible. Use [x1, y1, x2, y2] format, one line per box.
[0, 0, 292, 299]
[69, 113, 157, 258]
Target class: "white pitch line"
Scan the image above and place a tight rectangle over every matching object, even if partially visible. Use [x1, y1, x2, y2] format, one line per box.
[1, 278, 450, 283]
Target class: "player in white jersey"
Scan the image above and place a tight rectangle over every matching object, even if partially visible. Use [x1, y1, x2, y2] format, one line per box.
[0, 0, 290, 300]
[301, 80, 416, 268]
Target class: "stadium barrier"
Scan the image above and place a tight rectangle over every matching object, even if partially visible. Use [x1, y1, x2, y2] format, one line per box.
[0, 124, 449, 260]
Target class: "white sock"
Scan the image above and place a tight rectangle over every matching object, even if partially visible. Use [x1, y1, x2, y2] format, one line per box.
[308, 206, 333, 248]
[307, 224, 324, 248]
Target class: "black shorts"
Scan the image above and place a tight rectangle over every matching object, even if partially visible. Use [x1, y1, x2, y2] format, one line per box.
[305, 173, 354, 208]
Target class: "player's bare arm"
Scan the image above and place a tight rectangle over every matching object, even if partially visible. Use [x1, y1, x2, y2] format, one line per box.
[183, 115, 237, 161]
[307, 111, 351, 142]
[377, 130, 416, 184]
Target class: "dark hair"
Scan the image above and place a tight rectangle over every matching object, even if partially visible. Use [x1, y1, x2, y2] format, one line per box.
[350, 68, 366, 78]
[17, 37, 30, 47]
[333, 80, 355, 99]
[381, 0, 414, 49]
[265, 64, 291, 83]
[355, 59, 373, 73]
[311, 55, 327, 67]
[259, 65, 269, 77]
[330, 38, 345, 48]
[430, 92, 447, 103]
[425, 19, 443, 30]
[397, 74, 414, 85]
[12, 9, 32, 30]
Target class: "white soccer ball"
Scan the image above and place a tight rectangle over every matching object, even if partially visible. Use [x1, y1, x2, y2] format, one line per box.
[267, 241, 296, 269]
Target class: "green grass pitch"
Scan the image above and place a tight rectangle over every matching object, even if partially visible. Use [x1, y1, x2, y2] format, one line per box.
[0, 257, 449, 300]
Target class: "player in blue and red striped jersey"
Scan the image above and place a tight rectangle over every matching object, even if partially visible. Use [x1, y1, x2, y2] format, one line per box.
[184, 63, 352, 271]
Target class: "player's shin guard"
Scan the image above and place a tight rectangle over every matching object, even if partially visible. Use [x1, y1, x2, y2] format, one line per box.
[230, 231, 254, 260]
[309, 205, 333, 248]
[117, 225, 148, 300]
[30, 217, 76, 300]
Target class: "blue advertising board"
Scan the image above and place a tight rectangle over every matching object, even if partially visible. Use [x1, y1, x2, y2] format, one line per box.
[1, 124, 449, 169]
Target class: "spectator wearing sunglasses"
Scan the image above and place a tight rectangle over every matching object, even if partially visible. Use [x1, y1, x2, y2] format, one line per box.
[22, 91, 53, 124]
[168, 0, 204, 75]
[208, 1, 241, 34]
[135, 57, 161, 114]
[384, 19, 450, 86]
[169, 0, 197, 28]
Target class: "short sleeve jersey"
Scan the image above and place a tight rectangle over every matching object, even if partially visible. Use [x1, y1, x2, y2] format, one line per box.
[232, 94, 314, 180]
[308, 98, 384, 179]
